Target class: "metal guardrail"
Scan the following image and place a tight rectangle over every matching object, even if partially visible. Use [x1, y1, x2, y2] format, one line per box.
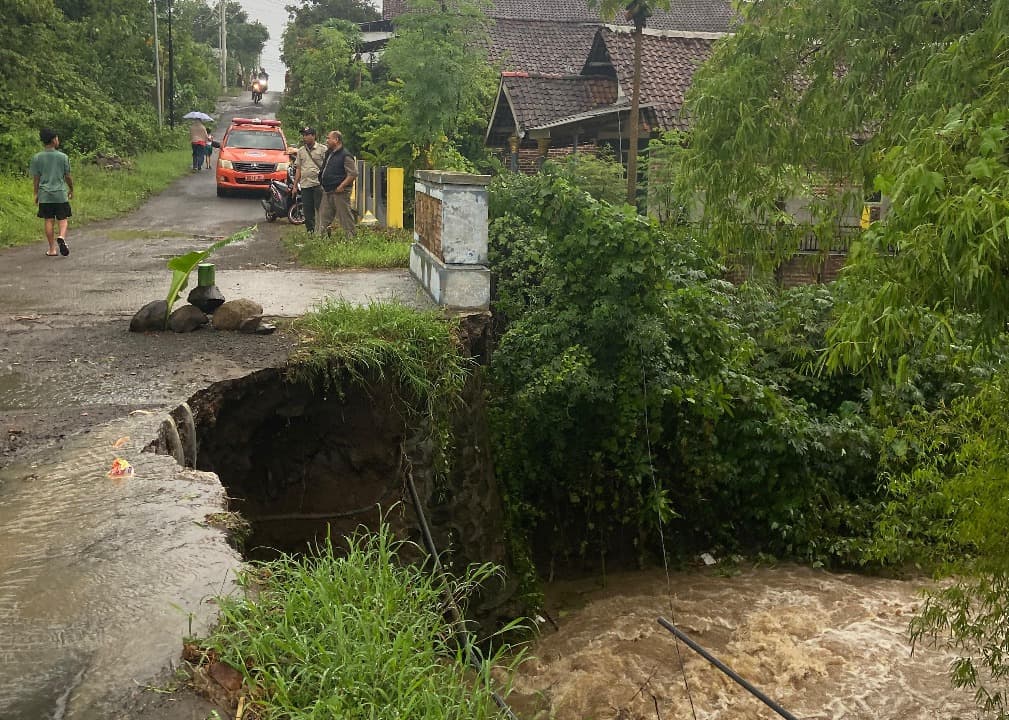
[351, 161, 404, 229]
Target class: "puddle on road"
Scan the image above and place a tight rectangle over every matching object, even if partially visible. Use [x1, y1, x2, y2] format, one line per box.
[510, 565, 974, 720]
[0, 417, 240, 720]
[0, 368, 152, 412]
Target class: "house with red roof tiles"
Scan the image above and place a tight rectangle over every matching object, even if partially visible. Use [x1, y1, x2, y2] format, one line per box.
[376, 0, 732, 170]
[486, 27, 720, 171]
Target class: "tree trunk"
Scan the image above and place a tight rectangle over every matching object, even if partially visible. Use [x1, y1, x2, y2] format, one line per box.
[626, 24, 643, 206]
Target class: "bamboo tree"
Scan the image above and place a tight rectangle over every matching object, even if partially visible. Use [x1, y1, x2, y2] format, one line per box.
[677, 0, 1009, 366]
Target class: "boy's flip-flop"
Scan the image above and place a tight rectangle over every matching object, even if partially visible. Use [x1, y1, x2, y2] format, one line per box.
[45, 251, 59, 257]
[57, 237, 69, 256]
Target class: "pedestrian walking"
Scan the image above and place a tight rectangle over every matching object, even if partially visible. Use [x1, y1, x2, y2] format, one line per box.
[318, 130, 358, 239]
[30, 127, 74, 257]
[189, 119, 210, 171]
[293, 126, 326, 233]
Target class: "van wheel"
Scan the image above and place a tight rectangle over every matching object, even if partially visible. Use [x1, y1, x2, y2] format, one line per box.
[216, 186, 227, 198]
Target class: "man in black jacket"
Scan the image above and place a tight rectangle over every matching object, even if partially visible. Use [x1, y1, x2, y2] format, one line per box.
[318, 130, 358, 238]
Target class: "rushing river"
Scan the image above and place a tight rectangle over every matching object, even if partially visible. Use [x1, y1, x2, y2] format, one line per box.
[509, 565, 973, 720]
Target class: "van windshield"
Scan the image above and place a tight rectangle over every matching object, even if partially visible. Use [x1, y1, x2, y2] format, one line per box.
[226, 130, 286, 150]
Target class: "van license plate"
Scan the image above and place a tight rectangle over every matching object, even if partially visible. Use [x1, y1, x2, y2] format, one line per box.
[246, 174, 264, 181]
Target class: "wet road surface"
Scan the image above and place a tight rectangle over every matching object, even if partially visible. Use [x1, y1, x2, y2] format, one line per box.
[0, 92, 430, 719]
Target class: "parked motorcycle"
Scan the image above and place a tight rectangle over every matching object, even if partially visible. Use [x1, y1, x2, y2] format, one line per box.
[261, 166, 304, 225]
[251, 79, 266, 104]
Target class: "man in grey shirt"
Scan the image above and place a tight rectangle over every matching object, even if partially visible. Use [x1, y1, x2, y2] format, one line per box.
[29, 127, 74, 257]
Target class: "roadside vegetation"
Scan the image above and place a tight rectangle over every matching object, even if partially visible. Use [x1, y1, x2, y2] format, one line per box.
[290, 300, 470, 437]
[200, 524, 522, 719]
[0, 0, 267, 243]
[282, 225, 412, 268]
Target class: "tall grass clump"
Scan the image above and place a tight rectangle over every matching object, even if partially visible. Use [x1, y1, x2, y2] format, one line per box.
[291, 300, 470, 423]
[283, 225, 412, 269]
[204, 525, 524, 719]
[0, 145, 192, 248]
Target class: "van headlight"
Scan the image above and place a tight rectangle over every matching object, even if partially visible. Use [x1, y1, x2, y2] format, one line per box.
[277, 162, 288, 171]
[219, 159, 233, 169]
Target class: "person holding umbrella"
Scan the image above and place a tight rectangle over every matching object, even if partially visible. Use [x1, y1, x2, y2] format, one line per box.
[185, 111, 212, 171]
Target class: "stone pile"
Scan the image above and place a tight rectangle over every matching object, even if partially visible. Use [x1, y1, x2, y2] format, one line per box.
[129, 292, 275, 335]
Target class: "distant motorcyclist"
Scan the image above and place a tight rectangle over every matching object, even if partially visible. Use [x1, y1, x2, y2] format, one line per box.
[251, 78, 267, 104]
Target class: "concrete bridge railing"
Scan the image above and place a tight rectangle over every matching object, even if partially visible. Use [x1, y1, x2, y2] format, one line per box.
[409, 171, 491, 311]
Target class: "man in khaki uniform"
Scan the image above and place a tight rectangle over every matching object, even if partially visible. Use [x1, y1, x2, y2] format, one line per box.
[293, 126, 327, 233]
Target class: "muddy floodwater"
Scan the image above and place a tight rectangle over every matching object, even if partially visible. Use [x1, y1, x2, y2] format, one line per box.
[510, 565, 973, 720]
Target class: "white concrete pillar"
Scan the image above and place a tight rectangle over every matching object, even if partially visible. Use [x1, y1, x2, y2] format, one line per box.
[409, 171, 491, 311]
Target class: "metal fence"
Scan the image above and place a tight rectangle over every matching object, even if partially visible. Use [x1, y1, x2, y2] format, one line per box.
[350, 161, 404, 229]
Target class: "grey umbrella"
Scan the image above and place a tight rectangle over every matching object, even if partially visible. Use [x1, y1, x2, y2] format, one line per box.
[182, 111, 213, 121]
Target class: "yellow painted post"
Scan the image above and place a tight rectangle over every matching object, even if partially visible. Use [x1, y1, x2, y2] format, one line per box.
[387, 167, 404, 229]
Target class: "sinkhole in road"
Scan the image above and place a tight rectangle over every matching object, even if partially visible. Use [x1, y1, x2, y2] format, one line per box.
[156, 367, 415, 560]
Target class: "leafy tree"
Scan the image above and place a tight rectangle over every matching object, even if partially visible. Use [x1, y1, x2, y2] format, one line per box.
[278, 19, 379, 153]
[378, 0, 496, 169]
[0, 0, 238, 171]
[677, 0, 1009, 367]
[188, 1, 270, 74]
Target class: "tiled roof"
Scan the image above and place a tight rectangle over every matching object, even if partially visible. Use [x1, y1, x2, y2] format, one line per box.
[593, 28, 714, 130]
[489, 19, 598, 74]
[382, 0, 406, 20]
[385, 0, 733, 33]
[502, 73, 618, 131]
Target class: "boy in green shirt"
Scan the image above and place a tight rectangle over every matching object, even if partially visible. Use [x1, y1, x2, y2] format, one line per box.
[29, 127, 74, 257]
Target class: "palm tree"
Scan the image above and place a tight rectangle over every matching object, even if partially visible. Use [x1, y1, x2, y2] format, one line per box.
[592, 0, 667, 205]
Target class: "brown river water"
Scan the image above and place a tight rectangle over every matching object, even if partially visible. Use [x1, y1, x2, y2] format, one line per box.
[509, 565, 974, 720]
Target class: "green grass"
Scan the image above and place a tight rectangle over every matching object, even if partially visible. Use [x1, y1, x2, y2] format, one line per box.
[203, 524, 525, 719]
[0, 146, 193, 248]
[291, 300, 470, 420]
[284, 224, 413, 269]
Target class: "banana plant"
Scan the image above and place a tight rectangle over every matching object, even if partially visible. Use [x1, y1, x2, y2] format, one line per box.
[164, 226, 255, 329]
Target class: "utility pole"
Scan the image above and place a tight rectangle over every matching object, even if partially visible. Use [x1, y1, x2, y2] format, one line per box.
[167, 0, 174, 128]
[153, 0, 162, 127]
[219, 0, 227, 89]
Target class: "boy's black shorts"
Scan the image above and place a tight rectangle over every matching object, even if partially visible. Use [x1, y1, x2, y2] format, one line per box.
[37, 202, 72, 220]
